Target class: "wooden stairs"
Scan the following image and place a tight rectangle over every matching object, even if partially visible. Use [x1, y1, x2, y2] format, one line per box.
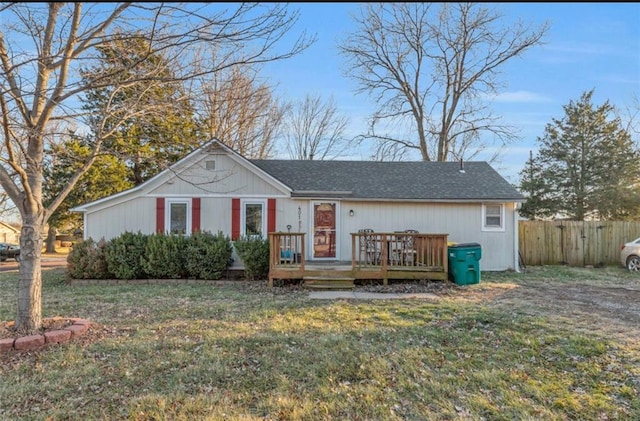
[303, 276, 356, 290]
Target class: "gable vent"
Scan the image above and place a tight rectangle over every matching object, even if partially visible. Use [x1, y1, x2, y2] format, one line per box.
[205, 160, 215, 170]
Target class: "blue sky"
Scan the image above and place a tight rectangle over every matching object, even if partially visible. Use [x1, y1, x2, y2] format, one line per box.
[257, 2, 640, 184]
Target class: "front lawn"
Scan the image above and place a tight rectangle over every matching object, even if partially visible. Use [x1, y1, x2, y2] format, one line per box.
[1, 267, 638, 420]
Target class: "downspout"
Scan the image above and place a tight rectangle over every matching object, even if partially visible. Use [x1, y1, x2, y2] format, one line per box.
[514, 202, 521, 273]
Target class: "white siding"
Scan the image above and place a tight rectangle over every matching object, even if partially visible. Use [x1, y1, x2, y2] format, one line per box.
[274, 199, 311, 234]
[77, 139, 518, 271]
[151, 153, 285, 197]
[337, 200, 517, 270]
[270, 199, 517, 271]
[85, 197, 156, 241]
[200, 197, 232, 235]
[85, 195, 517, 270]
[81, 150, 289, 242]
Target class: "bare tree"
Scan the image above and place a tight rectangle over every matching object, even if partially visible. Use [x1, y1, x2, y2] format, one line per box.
[618, 92, 640, 147]
[198, 64, 286, 159]
[283, 94, 350, 160]
[0, 3, 312, 333]
[339, 3, 549, 161]
[0, 190, 16, 217]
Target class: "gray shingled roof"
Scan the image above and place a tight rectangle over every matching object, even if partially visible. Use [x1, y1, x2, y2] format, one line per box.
[250, 160, 524, 201]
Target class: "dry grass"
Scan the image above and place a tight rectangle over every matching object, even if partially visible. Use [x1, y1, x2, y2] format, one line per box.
[0, 266, 638, 420]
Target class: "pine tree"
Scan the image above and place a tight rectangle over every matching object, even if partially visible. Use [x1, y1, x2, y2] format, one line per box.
[521, 90, 640, 220]
[81, 35, 204, 185]
[43, 135, 134, 251]
[518, 151, 554, 219]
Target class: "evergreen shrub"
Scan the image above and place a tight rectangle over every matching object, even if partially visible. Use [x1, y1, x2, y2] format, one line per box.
[233, 235, 270, 280]
[142, 233, 188, 279]
[105, 231, 148, 279]
[184, 230, 233, 280]
[66, 237, 112, 279]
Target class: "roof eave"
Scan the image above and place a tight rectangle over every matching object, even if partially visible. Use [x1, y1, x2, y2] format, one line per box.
[288, 195, 526, 202]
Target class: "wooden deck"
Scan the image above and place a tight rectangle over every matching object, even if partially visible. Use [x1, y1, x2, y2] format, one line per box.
[268, 232, 449, 287]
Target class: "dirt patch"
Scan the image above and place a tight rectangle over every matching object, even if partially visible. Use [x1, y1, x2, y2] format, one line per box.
[357, 280, 461, 295]
[352, 279, 640, 343]
[499, 282, 640, 320]
[479, 281, 640, 342]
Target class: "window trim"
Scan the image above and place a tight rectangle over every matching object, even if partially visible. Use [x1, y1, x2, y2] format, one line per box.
[482, 203, 505, 232]
[241, 198, 267, 239]
[165, 198, 192, 235]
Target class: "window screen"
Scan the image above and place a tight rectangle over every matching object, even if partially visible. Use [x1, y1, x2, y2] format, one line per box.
[485, 204, 502, 228]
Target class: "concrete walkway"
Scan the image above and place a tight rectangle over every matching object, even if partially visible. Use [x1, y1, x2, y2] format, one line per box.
[309, 291, 439, 300]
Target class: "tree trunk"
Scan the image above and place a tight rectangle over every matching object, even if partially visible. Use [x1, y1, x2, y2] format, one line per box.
[16, 222, 44, 334]
[45, 225, 57, 253]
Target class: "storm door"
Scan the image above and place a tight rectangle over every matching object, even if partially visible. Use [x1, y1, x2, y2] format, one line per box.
[312, 202, 337, 259]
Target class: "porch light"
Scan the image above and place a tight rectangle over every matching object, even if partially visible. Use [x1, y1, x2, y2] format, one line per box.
[349, 209, 354, 216]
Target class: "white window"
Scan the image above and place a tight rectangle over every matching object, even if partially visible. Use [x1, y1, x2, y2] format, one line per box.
[241, 199, 267, 238]
[482, 204, 504, 231]
[166, 199, 192, 235]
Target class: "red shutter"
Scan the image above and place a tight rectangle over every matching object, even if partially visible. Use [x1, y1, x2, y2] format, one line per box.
[268, 198, 276, 234]
[231, 198, 240, 240]
[192, 197, 201, 233]
[156, 198, 165, 233]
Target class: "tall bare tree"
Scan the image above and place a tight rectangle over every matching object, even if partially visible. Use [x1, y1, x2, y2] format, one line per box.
[283, 94, 350, 160]
[339, 3, 549, 161]
[198, 64, 285, 159]
[618, 92, 640, 145]
[0, 3, 312, 333]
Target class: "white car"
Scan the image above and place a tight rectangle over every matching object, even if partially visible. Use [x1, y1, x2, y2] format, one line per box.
[620, 237, 640, 271]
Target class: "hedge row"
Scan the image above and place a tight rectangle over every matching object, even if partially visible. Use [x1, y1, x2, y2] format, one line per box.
[66, 231, 270, 281]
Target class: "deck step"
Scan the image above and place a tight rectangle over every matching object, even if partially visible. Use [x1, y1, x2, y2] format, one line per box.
[303, 276, 355, 290]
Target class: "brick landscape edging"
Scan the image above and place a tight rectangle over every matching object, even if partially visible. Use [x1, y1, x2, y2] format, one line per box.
[1, 317, 91, 353]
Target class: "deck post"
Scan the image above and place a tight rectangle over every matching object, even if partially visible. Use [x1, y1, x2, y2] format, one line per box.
[381, 233, 388, 285]
[351, 234, 356, 267]
[300, 234, 306, 272]
[268, 233, 275, 287]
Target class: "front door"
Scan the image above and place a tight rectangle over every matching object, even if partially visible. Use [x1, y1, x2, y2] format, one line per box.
[312, 202, 337, 259]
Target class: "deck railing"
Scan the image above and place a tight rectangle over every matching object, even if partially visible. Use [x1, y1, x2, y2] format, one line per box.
[268, 231, 449, 285]
[351, 232, 448, 272]
[268, 232, 306, 270]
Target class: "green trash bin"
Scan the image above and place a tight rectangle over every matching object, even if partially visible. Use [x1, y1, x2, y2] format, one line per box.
[448, 242, 481, 285]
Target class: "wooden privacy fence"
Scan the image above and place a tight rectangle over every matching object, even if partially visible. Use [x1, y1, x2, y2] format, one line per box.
[518, 220, 640, 267]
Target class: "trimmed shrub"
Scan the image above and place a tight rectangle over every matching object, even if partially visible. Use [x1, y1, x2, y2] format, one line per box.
[184, 231, 233, 280]
[142, 233, 188, 279]
[234, 236, 270, 280]
[67, 238, 93, 279]
[105, 231, 148, 279]
[66, 237, 112, 279]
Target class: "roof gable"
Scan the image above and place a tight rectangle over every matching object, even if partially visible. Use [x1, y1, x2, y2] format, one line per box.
[71, 139, 291, 212]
